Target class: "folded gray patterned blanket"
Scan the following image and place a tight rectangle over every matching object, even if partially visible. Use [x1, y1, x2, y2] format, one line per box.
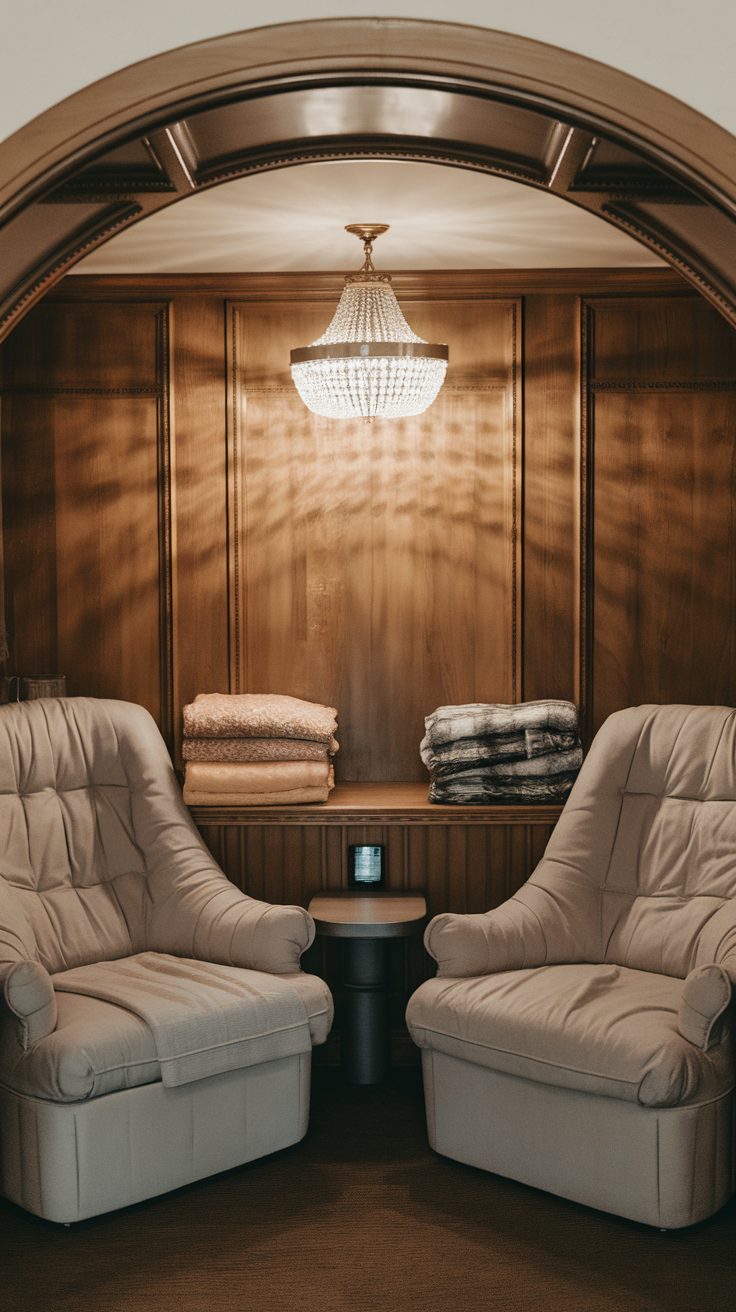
[423, 728, 579, 776]
[422, 700, 582, 805]
[437, 747, 583, 780]
[429, 770, 579, 805]
[422, 699, 579, 750]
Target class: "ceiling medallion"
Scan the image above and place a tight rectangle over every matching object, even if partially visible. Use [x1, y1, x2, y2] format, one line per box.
[290, 224, 449, 421]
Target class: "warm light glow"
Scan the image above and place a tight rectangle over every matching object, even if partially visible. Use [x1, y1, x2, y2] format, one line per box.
[290, 225, 448, 420]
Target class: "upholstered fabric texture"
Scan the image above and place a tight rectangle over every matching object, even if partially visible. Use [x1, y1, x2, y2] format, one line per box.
[52, 954, 313, 1087]
[0, 698, 333, 1104]
[3, 959, 57, 1050]
[408, 964, 733, 1108]
[0, 698, 315, 985]
[423, 704, 736, 984]
[409, 704, 736, 1114]
[0, 970, 331, 1103]
[1, 1053, 312, 1223]
[421, 1048, 735, 1230]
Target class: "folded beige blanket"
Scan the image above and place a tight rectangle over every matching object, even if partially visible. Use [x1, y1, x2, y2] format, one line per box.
[183, 786, 331, 807]
[184, 693, 337, 743]
[53, 953, 311, 1087]
[184, 760, 333, 795]
[183, 736, 338, 763]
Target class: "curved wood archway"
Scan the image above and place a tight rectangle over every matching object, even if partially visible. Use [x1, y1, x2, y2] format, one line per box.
[2, 18, 736, 340]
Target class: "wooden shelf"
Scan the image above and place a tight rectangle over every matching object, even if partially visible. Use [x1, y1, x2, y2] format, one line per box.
[188, 782, 564, 827]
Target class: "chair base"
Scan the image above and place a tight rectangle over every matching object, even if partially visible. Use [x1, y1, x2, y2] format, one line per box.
[421, 1049, 735, 1229]
[0, 1051, 311, 1223]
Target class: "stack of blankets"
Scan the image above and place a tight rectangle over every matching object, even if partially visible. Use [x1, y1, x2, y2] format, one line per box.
[420, 699, 582, 805]
[182, 693, 338, 806]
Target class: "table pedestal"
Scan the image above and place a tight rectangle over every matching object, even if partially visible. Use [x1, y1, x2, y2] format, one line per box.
[307, 892, 427, 1087]
[342, 939, 390, 1085]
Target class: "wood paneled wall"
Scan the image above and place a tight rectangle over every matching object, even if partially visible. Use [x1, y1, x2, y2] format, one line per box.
[580, 295, 736, 739]
[3, 267, 736, 909]
[227, 293, 519, 780]
[1, 301, 175, 739]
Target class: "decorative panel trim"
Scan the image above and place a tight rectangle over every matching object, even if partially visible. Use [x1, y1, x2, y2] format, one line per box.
[600, 203, 736, 322]
[511, 300, 521, 703]
[577, 295, 736, 746]
[589, 378, 736, 392]
[0, 204, 143, 341]
[0, 386, 161, 396]
[578, 300, 594, 746]
[188, 805, 564, 828]
[226, 302, 245, 694]
[242, 384, 511, 396]
[53, 269, 690, 301]
[157, 305, 176, 752]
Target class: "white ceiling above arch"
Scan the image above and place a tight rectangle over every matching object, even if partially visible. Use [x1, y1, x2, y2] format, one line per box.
[72, 159, 663, 273]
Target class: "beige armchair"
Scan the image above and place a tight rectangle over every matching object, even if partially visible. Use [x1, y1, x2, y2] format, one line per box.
[407, 704, 736, 1229]
[0, 697, 333, 1223]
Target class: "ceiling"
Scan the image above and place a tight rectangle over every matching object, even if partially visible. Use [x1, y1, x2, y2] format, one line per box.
[73, 160, 663, 273]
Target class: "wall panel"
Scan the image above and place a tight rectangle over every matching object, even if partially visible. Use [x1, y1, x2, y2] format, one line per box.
[581, 297, 736, 738]
[171, 295, 230, 763]
[522, 293, 579, 703]
[228, 294, 520, 781]
[1, 300, 174, 740]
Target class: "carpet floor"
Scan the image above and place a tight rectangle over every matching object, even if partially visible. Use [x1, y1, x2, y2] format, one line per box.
[2, 1067, 735, 1312]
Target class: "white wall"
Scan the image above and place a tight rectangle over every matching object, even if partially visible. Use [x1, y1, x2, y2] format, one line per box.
[2, 1, 736, 147]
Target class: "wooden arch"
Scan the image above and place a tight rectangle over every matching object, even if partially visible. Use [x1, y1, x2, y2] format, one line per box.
[2, 18, 736, 340]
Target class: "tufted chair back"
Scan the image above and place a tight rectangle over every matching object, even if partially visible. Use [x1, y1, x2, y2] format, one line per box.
[527, 704, 736, 980]
[0, 697, 254, 977]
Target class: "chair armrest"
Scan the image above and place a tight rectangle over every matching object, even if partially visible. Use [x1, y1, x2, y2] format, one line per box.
[678, 964, 732, 1050]
[150, 879, 315, 975]
[425, 877, 600, 978]
[425, 902, 543, 978]
[199, 895, 315, 974]
[2, 960, 57, 1049]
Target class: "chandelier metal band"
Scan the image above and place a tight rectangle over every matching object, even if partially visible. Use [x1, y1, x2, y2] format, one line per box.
[291, 341, 449, 364]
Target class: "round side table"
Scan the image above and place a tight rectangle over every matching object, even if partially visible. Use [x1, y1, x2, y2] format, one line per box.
[308, 892, 427, 1085]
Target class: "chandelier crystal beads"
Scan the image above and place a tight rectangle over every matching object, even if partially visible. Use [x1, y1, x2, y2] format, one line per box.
[290, 224, 449, 421]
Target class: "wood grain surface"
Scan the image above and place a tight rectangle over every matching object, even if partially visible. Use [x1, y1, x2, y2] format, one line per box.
[581, 296, 736, 738]
[187, 782, 564, 826]
[308, 892, 427, 937]
[227, 294, 520, 781]
[1, 301, 169, 731]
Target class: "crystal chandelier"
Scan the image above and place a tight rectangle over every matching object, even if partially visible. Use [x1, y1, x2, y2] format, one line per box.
[290, 224, 449, 421]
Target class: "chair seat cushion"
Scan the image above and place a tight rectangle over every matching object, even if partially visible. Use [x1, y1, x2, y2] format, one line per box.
[0, 967, 330, 1103]
[406, 963, 734, 1108]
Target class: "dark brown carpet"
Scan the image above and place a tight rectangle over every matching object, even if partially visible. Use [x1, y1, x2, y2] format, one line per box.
[2, 1068, 735, 1312]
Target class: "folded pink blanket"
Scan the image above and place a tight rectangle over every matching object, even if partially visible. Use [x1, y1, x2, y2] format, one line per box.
[183, 693, 337, 743]
[183, 786, 331, 807]
[183, 736, 338, 763]
[184, 760, 334, 796]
